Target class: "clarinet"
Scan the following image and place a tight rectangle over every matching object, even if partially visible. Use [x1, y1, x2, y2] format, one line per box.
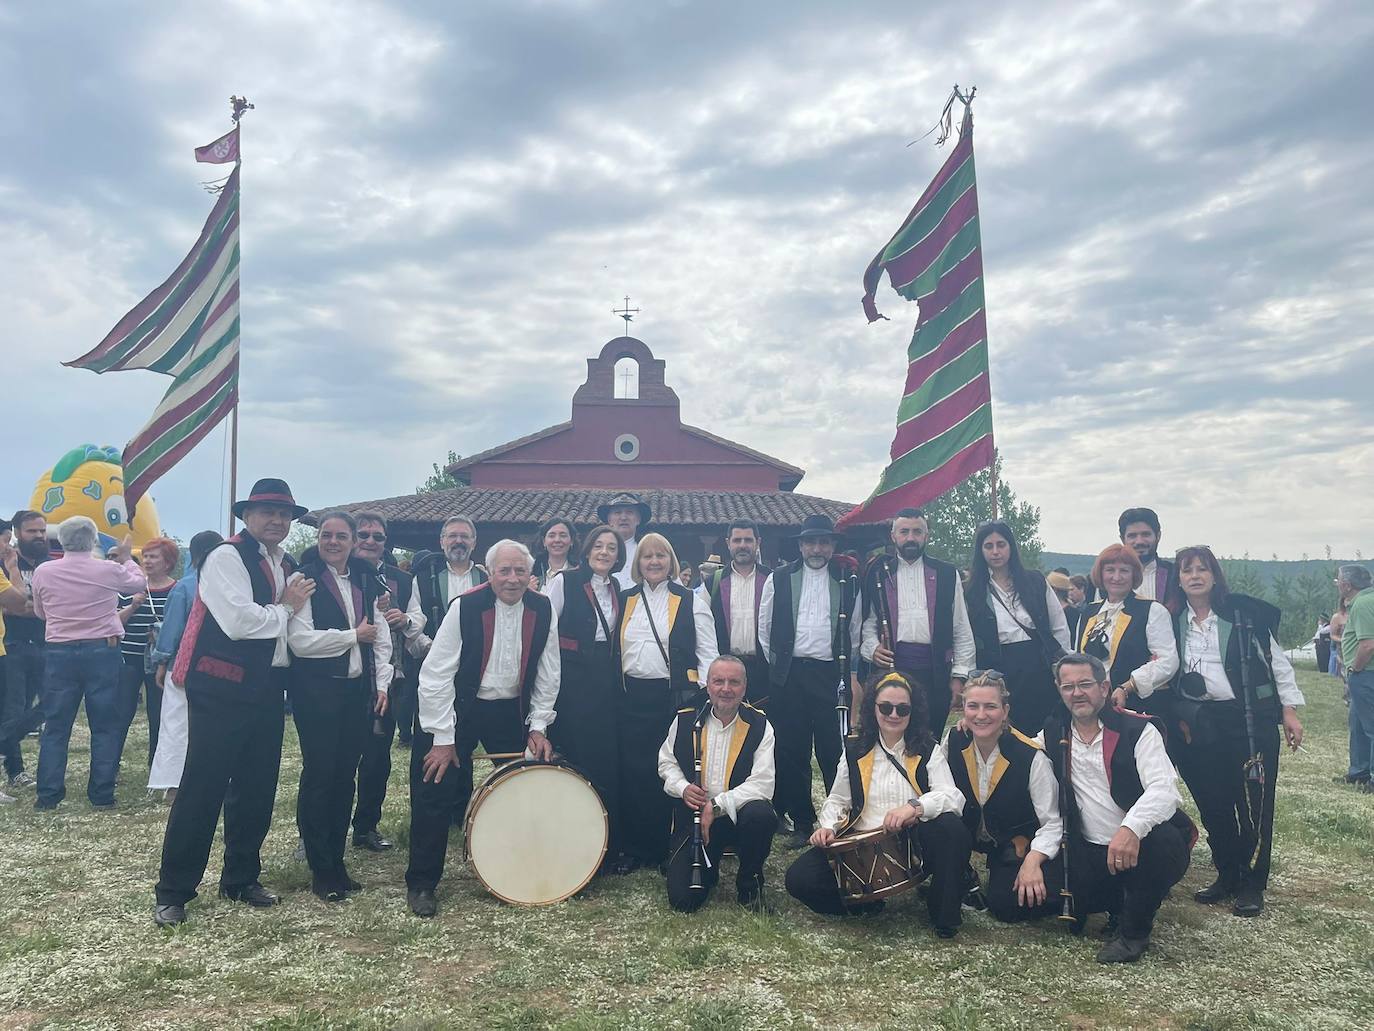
[689, 699, 712, 893]
[1057, 726, 1076, 925]
[832, 556, 860, 739]
[875, 556, 896, 668]
[371, 566, 393, 737]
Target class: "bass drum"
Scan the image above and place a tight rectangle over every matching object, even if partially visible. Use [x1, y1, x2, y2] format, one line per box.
[463, 759, 608, 906]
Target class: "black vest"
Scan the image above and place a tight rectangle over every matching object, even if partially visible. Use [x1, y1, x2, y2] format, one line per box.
[292, 557, 380, 685]
[862, 555, 959, 683]
[556, 567, 619, 662]
[709, 566, 768, 656]
[838, 736, 935, 835]
[669, 703, 768, 788]
[618, 580, 703, 707]
[965, 570, 1058, 665]
[181, 531, 296, 695]
[768, 561, 859, 687]
[1079, 594, 1156, 688]
[1171, 593, 1283, 722]
[946, 726, 1042, 850]
[453, 585, 552, 720]
[413, 554, 488, 637]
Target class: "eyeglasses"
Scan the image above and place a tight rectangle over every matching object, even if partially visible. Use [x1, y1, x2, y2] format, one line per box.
[356, 532, 387, 542]
[876, 702, 912, 717]
[1059, 680, 1101, 693]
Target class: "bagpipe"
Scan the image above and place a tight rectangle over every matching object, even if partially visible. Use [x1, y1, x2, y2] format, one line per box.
[831, 554, 860, 740]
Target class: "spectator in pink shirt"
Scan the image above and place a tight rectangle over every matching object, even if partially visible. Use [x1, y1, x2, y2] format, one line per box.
[30, 516, 146, 810]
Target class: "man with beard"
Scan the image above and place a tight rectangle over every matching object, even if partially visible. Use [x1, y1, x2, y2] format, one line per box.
[0, 511, 50, 789]
[860, 508, 974, 738]
[405, 515, 487, 744]
[757, 515, 862, 848]
[597, 493, 651, 590]
[1118, 508, 1176, 609]
[707, 519, 771, 710]
[350, 511, 426, 852]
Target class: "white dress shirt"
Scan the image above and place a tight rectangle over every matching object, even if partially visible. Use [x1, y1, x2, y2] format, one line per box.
[198, 539, 293, 668]
[988, 580, 1073, 652]
[447, 564, 478, 605]
[1183, 609, 1303, 707]
[859, 557, 975, 676]
[613, 537, 639, 590]
[1138, 560, 1159, 601]
[757, 564, 862, 663]
[1040, 720, 1180, 846]
[545, 571, 617, 642]
[657, 710, 776, 823]
[620, 580, 718, 680]
[376, 561, 426, 676]
[818, 739, 965, 833]
[1087, 599, 1179, 697]
[287, 566, 394, 693]
[727, 565, 759, 656]
[957, 734, 1062, 860]
[417, 595, 561, 746]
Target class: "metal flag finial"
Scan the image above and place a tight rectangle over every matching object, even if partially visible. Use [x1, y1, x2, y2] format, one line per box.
[230, 96, 255, 123]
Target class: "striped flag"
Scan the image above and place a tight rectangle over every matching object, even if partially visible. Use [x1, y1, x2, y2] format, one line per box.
[840, 107, 993, 528]
[65, 166, 240, 509]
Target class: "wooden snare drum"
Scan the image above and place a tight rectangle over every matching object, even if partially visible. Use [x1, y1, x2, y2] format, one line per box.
[823, 827, 923, 905]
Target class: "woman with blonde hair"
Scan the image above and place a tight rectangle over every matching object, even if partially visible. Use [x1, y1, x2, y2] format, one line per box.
[614, 532, 718, 873]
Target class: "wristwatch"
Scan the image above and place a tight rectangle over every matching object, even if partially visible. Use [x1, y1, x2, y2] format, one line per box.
[710, 800, 724, 819]
[907, 797, 922, 811]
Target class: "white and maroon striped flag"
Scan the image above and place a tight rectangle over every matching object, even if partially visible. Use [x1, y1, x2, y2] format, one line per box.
[65, 166, 240, 509]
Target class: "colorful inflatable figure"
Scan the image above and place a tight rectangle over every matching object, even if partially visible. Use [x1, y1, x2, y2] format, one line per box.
[30, 444, 162, 554]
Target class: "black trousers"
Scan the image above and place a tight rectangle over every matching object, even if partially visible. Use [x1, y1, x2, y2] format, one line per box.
[981, 841, 1065, 923]
[1176, 701, 1279, 891]
[551, 643, 621, 856]
[785, 812, 972, 929]
[1, 643, 46, 777]
[891, 662, 948, 738]
[405, 697, 524, 892]
[995, 640, 1059, 736]
[155, 671, 287, 906]
[393, 673, 417, 745]
[772, 658, 844, 829]
[290, 676, 370, 888]
[738, 653, 771, 711]
[352, 679, 398, 837]
[666, 798, 777, 911]
[1069, 821, 1191, 939]
[619, 676, 675, 863]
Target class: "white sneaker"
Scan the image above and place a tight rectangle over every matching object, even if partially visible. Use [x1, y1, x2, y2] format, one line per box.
[0, 791, 16, 805]
[8, 772, 36, 789]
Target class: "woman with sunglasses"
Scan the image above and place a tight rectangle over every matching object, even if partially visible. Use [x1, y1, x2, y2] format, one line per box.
[964, 521, 1072, 734]
[532, 517, 579, 591]
[784, 671, 971, 937]
[945, 671, 1064, 922]
[1166, 545, 1304, 918]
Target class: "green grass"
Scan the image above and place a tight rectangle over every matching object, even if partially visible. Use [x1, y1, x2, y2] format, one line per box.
[2, 669, 1372, 1029]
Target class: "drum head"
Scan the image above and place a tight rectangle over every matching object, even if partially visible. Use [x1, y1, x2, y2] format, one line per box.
[466, 763, 608, 906]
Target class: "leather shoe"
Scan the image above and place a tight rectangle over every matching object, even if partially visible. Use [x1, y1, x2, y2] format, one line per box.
[785, 827, 813, 851]
[934, 925, 958, 939]
[352, 830, 393, 852]
[1233, 886, 1264, 917]
[1097, 935, 1149, 963]
[219, 883, 279, 907]
[1194, 877, 1237, 904]
[312, 879, 348, 903]
[408, 888, 437, 918]
[1332, 773, 1369, 786]
[153, 904, 186, 927]
[341, 868, 363, 893]
[736, 876, 773, 914]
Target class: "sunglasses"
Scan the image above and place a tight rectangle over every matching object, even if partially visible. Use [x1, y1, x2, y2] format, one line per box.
[356, 532, 387, 542]
[967, 669, 1006, 682]
[876, 701, 912, 717]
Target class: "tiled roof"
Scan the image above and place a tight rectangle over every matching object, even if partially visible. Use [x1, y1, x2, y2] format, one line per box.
[308, 486, 866, 530]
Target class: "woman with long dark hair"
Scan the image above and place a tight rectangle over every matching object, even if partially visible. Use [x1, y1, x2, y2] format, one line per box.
[532, 517, 579, 590]
[1166, 545, 1304, 917]
[784, 671, 971, 937]
[964, 521, 1072, 734]
[545, 524, 625, 873]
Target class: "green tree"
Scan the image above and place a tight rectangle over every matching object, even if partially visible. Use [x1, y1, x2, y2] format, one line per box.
[1220, 556, 1266, 600]
[416, 451, 464, 494]
[920, 454, 1043, 569]
[283, 523, 318, 561]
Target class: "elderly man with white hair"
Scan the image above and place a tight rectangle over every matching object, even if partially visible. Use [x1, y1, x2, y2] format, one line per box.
[404, 538, 561, 917]
[28, 516, 146, 810]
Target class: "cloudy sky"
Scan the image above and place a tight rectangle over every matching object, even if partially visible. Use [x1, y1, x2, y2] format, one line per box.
[3, 0, 1371, 558]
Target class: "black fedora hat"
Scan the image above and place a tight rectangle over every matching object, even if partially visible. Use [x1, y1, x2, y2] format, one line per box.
[596, 492, 652, 526]
[233, 477, 308, 519]
[794, 514, 843, 540]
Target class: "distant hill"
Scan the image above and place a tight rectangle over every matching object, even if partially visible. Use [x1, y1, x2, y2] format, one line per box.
[1040, 552, 1361, 590]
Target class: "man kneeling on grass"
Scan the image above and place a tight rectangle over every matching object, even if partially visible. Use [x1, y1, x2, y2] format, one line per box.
[657, 655, 777, 912]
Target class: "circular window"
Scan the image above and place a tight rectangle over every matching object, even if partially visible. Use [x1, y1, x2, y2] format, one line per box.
[614, 433, 640, 462]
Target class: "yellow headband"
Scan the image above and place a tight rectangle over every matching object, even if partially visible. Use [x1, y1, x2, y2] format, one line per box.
[874, 672, 911, 693]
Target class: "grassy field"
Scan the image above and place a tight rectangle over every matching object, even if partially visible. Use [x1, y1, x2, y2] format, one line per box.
[2, 667, 1372, 1030]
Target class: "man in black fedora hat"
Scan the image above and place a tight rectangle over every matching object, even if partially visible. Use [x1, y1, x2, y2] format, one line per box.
[597, 492, 652, 590]
[154, 478, 317, 927]
[758, 514, 862, 848]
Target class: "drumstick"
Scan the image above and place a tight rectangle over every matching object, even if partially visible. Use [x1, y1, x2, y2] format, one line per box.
[476, 751, 527, 762]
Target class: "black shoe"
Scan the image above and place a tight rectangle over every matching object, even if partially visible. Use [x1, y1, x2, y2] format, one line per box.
[934, 926, 958, 939]
[341, 868, 363, 893]
[1097, 935, 1149, 963]
[1233, 886, 1265, 917]
[408, 888, 437, 918]
[775, 814, 795, 836]
[219, 883, 280, 907]
[1194, 877, 1237, 904]
[352, 830, 393, 852]
[34, 799, 58, 811]
[1359, 781, 1374, 795]
[962, 865, 987, 910]
[737, 876, 772, 914]
[1332, 773, 1369, 786]
[785, 827, 813, 851]
[153, 904, 186, 927]
[312, 878, 348, 903]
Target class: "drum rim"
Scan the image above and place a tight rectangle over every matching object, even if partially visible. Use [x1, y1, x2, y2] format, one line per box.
[463, 761, 609, 907]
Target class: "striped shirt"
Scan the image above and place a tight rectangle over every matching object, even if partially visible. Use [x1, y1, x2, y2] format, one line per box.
[118, 584, 175, 665]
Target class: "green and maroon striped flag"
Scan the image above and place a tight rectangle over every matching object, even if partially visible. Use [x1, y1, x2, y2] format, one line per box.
[65, 166, 240, 509]
[840, 108, 993, 528]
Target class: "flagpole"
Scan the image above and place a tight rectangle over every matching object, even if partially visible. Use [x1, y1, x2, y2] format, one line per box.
[226, 95, 252, 536]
